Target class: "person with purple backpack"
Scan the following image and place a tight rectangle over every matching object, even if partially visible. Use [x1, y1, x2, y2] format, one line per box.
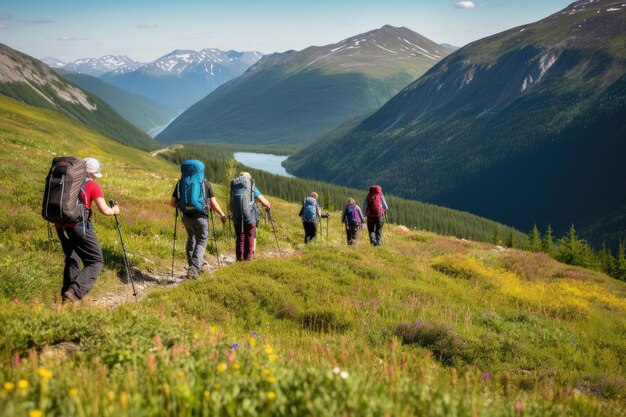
[341, 198, 365, 245]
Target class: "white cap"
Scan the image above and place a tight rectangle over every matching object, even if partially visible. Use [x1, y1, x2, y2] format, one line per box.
[84, 157, 103, 178]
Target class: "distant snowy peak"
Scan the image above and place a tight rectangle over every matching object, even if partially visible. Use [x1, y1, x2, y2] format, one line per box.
[145, 48, 263, 74]
[63, 55, 144, 77]
[42, 57, 65, 68]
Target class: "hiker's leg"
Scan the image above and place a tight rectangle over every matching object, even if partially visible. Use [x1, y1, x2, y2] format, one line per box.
[69, 222, 104, 299]
[345, 226, 351, 245]
[243, 223, 256, 261]
[181, 215, 196, 266]
[367, 217, 376, 245]
[190, 217, 208, 272]
[311, 221, 317, 241]
[56, 227, 80, 297]
[304, 222, 315, 243]
[302, 222, 308, 243]
[234, 223, 244, 261]
[375, 217, 384, 246]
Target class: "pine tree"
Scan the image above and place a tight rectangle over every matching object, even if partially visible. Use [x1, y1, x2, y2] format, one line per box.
[557, 224, 579, 265]
[492, 227, 501, 246]
[527, 224, 541, 252]
[617, 241, 626, 281]
[223, 158, 238, 192]
[506, 231, 515, 248]
[542, 224, 554, 255]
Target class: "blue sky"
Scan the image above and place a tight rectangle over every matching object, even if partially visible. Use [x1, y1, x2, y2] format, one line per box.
[0, 0, 573, 62]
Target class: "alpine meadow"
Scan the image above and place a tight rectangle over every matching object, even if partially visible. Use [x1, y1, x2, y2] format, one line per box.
[1, 0, 625, 416]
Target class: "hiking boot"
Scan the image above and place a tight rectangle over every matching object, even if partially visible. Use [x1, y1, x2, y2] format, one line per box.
[186, 267, 199, 279]
[62, 290, 79, 304]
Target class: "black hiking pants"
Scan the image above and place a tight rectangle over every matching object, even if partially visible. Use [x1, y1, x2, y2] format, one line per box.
[56, 221, 104, 300]
[345, 224, 359, 245]
[303, 221, 317, 244]
[367, 216, 384, 246]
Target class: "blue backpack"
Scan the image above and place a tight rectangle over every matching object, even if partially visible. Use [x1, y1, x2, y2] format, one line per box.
[302, 197, 317, 223]
[346, 203, 360, 226]
[178, 160, 206, 214]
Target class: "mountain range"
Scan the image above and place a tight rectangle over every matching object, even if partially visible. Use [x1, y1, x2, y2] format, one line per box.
[157, 25, 454, 145]
[43, 55, 144, 77]
[285, 0, 626, 246]
[101, 49, 263, 110]
[0, 43, 158, 150]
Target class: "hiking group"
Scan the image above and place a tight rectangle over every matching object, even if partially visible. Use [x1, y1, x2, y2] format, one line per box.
[42, 156, 388, 302]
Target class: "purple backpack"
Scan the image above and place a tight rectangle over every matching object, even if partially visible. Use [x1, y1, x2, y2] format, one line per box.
[346, 203, 360, 226]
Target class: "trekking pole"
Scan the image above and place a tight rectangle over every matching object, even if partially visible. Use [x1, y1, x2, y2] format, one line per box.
[171, 208, 178, 278]
[326, 214, 329, 241]
[209, 209, 222, 269]
[109, 200, 138, 300]
[266, 208, 283, 257]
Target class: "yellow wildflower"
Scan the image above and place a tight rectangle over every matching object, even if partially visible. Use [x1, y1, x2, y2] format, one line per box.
[216, 363, 227, 373]
[177, 370, 186, 378]
[266, 391, 276, 400]
[17, 380, 29, 389]
[249, 337, 256, 347]
[264, 344, 273, 354]
[213, 383, 221, 390]
[268, 354, 277, 362]
[28, 410, 43, 417]
[3, 381, 15, 392]
[68, 388, 79, 398]
[203, 390, 210, 398]
[162, 383, 171, 396]
[106, 390, 115, 402]
[232, 363, 241, 370]
[193, 332, 200, 340]
[209, 326, 218, 335]
[261, 369, 271, 376]
[119, 392, 128, 407]
[267, 376, 277, 384]
[36, 368, 53, 379]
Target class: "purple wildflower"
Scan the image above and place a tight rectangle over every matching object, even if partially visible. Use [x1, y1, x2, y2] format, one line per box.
[482, 373, 491, 380]
[231, 343, 238, 349]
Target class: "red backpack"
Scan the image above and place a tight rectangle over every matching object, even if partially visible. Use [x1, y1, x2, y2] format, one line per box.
[366, 185, 384, 217]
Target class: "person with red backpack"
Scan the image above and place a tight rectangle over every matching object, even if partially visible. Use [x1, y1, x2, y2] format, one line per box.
[341, 198, 365, 245]
[363, 185, 388, 246]
[44, 157, 119, 303]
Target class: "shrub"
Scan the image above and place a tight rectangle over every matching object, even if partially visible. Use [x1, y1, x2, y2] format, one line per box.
[393, 321, 469, 365]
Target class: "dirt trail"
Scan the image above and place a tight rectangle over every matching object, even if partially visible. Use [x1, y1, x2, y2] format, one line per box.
[88, 248, 294, 308]
[150, 144, 184, 157]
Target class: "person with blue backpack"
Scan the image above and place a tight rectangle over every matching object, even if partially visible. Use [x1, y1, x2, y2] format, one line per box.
[298, 192, 324, 244]
[341, 198, 365, 246]
[170, 160, 227, 279]
[229, 172, 271, 261]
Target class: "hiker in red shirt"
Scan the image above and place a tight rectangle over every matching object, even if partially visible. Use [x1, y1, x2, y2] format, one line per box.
[56, 158, 119, 303]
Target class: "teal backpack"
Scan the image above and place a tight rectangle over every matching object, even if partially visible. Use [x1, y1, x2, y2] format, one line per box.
[178, 160, 206, 214]
[302, 197, 317, 223]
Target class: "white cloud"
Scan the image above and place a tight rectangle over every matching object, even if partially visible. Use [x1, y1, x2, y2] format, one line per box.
[0, 24, 7, 30]
[137, 22, 157, 29]
[0, 13, 12, 20]
[31, 20, 54, 25]
[455, 1, 476, 8]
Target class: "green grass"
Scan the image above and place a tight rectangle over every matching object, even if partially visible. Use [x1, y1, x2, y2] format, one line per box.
[0, 95, 625, 416]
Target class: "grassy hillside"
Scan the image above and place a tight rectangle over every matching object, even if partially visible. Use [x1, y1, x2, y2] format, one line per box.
[59, 72, 179, 133]
[0, 95, 624, 416]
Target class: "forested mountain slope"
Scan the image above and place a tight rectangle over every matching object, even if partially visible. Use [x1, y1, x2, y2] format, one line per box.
[285, 0, 626, 246]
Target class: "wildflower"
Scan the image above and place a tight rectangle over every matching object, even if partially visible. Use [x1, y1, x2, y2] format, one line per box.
[4, 381, 15, 391]
[68, 388, 79, 398]
[209, 326, 218, 335]
[28, 410, 43, 417]
[106, 390, 115, 402]
[231, 343, 239, 349]
[268, 354, 277, 362]
[217, 363, 227, 373]
[264, 344, 274, 354]
[203, 390, 210, 398]
[17, 380, 29, 389]
[233, 363, 241, 370]
[262, 369, 271, 376]
[267, 376, 277, 384]
[162, 383, 171, 396]
[332, 367, 341, 375]
[193, 332, 200, 340]
[340, 371, 349, 379]
[482, 373, 491, 380]
[37, 368, 53, 379]
[119, 392, 128, 407]
[177, 370, 186, 378]
[213, 383, 221, 390]
[515, 399, 523, 413]
[251, 332, 259, 338]
[266, 391, 276, 400]
[249, 337, 257, 347]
